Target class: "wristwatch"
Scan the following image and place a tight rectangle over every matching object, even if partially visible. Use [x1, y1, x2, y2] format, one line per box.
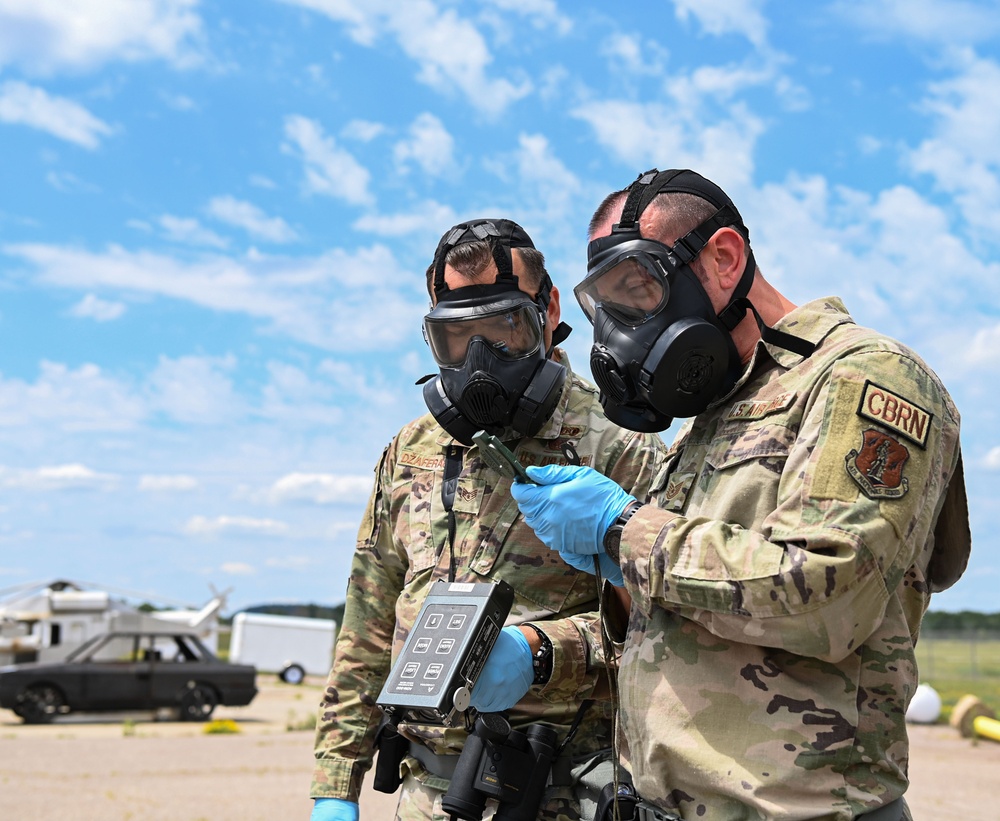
[603, 501, 644, 563]
[523, 624, 553, 686]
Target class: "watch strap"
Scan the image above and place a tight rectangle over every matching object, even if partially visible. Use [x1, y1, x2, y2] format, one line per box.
[522, 623, 553, 686]
[603, 501, 644, 562]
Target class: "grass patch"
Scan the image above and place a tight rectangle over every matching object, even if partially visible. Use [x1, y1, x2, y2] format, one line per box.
[286, 709, 317, 732]
[916, 637, 1000, 718]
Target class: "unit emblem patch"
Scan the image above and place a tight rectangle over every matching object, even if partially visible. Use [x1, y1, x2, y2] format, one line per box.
[846, 429, 910, 499]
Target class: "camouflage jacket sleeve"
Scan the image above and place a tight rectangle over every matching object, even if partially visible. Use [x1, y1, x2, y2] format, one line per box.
[310, 444, 405, 802]
[619, 349, 962, 663]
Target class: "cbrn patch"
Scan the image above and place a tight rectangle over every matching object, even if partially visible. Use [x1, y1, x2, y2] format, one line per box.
[857, 380, 932, 448]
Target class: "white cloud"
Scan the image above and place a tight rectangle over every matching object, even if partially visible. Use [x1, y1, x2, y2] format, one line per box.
[185, 515, 289, 537]
[0, 361, 146, 431]
[69, 293, 126, 322]
[249, 174, 277, 190]
[148, 354, 243, 425]
[158, 214, 229, 248]
[0, 463, 117, 491]
[0, 0, 204, 73]
[4, 241, 426, 352]
[571, 98, 764, 193]
[341, 119, 386, 142]
[834, 0, 1000, 46]
[219, 561, 256, 575]
[481, 0, 571, 32]
[961, 324, 1000, 370]
[985, 447, 1000, 470]
[352, 200, 457, 237]
[138, 474, 198, 492]
[0, 80, 113, 149]
[282, 114, 373, 205]
[316, 358, 408, 408]
[600, 33, 666, 77]
[667, 63, 782, 108]
[672, 0, 770, 49]
[488, 133, 582, 234]
[161, 91, 196, 111]
[905, 55, 1000, 245]
[46, 170, 100, 193]
[206, 195, 298, 243]
[393, 112, 454, 176]
[277, 0, 531, 116]
[264, 555, 315, 570]
[270, 472, 373, 505]
[745, 173, 1000, 371]
[257, 357, 402, 427]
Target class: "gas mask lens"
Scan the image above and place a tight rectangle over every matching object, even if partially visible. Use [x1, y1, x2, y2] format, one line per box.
[424, 301, 544, 368]
[575, 254, 667, 325]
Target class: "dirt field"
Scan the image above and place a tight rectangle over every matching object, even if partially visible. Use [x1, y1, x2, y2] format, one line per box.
[0, 676, 996, 820]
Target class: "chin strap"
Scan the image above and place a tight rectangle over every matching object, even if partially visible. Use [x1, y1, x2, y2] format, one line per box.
[716, 250, 816, 359]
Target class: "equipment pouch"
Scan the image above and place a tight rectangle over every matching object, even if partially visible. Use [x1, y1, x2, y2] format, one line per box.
[372, 720, 408, 794]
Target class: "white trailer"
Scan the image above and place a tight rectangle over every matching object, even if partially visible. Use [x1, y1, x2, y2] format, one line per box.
[228, 612, 337, 684]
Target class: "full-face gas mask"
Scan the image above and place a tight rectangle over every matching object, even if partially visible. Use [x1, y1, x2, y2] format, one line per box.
[420, 219, 571, 446]
[577, 169, 815, 432]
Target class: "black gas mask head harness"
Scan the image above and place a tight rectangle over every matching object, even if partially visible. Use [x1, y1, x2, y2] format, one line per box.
[420, 218, 571, 446]
[577, 168, 815, 432]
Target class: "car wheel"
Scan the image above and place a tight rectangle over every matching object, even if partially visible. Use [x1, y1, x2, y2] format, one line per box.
[279, 663, 306, 685]
[14, 684, 66, 724]
[178, 683, 218, 721]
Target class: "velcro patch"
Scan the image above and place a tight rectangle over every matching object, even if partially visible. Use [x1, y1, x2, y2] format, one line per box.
[726, 391, 796, 421]
[857, 381, 932, 448]
[846, 429, 910, 499]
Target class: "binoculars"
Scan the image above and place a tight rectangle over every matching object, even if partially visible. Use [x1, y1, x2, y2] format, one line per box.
[442, 712, 558, 821]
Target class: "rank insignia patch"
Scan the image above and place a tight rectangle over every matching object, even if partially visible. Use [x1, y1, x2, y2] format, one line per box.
[660, 472, 695, 511]
[846, 429, 910, 499]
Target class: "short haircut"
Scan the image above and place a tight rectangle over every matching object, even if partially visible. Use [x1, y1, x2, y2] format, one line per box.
[425, 241, 548, 298]
[589, 189, 744, 282]
[589, 190, 718, 243]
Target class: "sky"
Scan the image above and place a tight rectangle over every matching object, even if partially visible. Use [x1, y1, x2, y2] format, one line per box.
[0, 0, 998, 615]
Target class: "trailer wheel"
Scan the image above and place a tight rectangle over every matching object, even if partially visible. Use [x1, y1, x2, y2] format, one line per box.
[279, 663, 305, 685]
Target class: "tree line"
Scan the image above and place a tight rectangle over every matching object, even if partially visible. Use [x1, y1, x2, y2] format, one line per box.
[922, 610, 1000, 631]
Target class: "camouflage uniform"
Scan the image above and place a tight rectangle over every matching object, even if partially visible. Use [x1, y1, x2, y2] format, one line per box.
[611, 298, 970, 821]
[311, 350, 665, 820]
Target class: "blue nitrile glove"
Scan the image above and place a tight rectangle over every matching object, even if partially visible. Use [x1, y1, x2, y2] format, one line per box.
[558, 549, 625, 588]
[510, 464, 634, 556]
[310, 797, 359, 821]
[470, 625, 534, 712]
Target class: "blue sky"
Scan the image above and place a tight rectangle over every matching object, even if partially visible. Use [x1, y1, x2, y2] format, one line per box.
[0, 0, 997, 614]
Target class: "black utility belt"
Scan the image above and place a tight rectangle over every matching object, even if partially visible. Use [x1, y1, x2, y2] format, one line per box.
[407, 741, 574, 787]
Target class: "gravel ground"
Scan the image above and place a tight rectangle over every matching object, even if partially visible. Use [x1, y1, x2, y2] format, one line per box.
[0, 677, 995, 820]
